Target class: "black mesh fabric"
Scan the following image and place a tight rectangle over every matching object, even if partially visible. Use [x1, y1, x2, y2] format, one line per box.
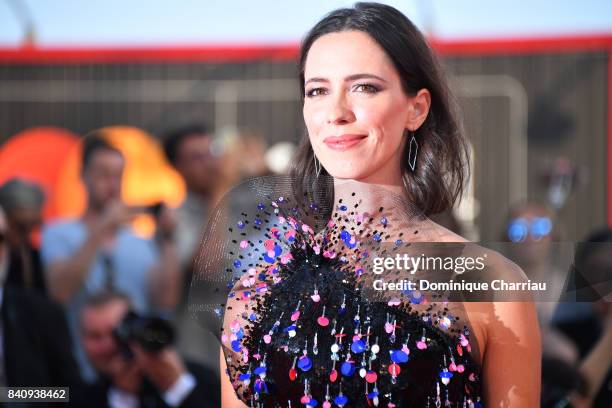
[189, 176, 492, 407]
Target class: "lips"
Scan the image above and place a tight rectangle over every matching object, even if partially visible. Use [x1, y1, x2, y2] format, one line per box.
[323, 134, 367, 151]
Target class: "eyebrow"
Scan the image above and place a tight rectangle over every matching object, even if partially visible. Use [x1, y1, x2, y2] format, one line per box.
[304, 73, 388, 86]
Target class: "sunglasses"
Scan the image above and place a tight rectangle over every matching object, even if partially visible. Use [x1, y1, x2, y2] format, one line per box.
[507, 217, 552, 243]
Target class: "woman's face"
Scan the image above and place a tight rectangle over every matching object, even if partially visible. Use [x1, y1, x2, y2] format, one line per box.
[303, 30, 421, 185]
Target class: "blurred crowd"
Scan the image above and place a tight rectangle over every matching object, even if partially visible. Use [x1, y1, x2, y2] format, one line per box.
[0, 124, 289, 408]
[0, 123, 610, 407]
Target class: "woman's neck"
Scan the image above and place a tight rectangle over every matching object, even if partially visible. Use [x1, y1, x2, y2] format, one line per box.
[332, 175, 406, 215]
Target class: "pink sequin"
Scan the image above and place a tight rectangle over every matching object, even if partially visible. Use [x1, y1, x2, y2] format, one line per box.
[388, 298, 401, 307]
[264, 239, 276, 250]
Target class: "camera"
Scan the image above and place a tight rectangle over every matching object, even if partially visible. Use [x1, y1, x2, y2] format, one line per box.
[113, 311, 175, 357]
[144, 202, 164, 218]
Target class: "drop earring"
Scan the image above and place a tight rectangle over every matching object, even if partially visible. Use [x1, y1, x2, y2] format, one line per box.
[407, 130, 418, 171]
[314, 155, 322, 178]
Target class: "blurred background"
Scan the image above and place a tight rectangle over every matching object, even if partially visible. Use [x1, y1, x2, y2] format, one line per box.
[1, 0, 611, 240]
[0, 1, 611, 407]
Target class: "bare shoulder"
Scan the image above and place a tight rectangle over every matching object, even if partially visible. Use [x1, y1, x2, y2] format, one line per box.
[425, 220, 538, 358]
[425, 219, 470, 243]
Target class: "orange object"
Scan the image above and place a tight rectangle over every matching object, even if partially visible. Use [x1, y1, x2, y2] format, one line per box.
[0, 126, 80, 220]
[54, 126, 186, 237]
[0, 125, 185, 239]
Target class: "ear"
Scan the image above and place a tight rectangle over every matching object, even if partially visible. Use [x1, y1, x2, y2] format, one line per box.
[405, 88, 431, 131]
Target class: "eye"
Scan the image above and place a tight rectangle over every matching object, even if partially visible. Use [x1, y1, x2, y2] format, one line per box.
[305, 87, 327, 98]
[353, 83, 380, 93]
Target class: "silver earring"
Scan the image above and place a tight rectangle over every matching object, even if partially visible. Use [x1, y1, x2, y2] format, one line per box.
[314, 155, 322, 178]
[407, 131, 418, 171]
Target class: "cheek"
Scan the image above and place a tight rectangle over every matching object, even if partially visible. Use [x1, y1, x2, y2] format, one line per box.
[83, 338, 102, 356]
[303, 104, 326, 139]
[354, 103, 408, 153]
[355, 97, 407, 133]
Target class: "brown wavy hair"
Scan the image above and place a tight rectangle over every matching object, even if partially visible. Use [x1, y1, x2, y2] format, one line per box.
[291, 2, 469, 216]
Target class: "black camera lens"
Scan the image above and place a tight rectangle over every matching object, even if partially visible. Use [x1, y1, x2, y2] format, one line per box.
[113, 311, 175, 356]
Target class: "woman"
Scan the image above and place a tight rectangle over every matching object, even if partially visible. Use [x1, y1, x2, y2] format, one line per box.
[207, 2, 541, 406]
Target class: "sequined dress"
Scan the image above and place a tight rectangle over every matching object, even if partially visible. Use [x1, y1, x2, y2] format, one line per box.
[190, 177, 485, 408]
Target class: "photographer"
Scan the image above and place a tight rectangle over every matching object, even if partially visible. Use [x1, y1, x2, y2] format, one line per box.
[41, 133, 181, 381]
[0, 205, 80, 393]
[74, 291, 218, 408]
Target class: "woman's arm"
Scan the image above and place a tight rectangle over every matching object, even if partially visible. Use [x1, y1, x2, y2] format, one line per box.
[220, 347, 247, 408]
[482, 301, 542, 406]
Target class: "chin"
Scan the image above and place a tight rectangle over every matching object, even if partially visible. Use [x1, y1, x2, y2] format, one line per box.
[325, 166, 370, 181]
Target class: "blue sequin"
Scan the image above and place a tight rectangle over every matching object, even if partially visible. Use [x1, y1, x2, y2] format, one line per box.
[351, 340, 366, 354]
[236, 328, 244, 340]
[391, 350, 409, 363]
[283, 324, 296, 333]
[410, 292, 423, 304]
[334, 395, 348, 406]
[297, 356, 312, 371]
[253, 366, 266, 376]
[340, 361, 355, 376]
[231, 340, 241, 352]
[237, 221, 245, 229]
[254, 379, 267, 393]
[233, 260, 242, 268]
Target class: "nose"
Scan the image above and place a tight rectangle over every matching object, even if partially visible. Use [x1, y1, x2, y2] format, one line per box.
[326, 94, 355, 125]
